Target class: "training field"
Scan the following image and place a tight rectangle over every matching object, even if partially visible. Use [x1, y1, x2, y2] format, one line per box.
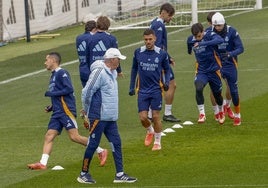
[1, 5, 268, 188]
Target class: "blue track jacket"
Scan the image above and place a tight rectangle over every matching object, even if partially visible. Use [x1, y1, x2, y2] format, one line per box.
[45, 67, 76, 118]
[82, 60, 118, 121]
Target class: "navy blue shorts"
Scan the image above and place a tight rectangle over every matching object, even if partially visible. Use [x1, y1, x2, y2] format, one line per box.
[195, 71, 222, 92]
[138, 91, 163, 112]
[48, 115, 78, 134]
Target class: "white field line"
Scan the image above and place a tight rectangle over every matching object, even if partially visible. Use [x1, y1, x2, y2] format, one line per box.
[0, 60, 78, 85]
[0, 41, 145, 85]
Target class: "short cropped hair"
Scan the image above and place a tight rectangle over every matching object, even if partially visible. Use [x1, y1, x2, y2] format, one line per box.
[160, 3, 175, 16]
[96, 16, 110, 30]
[207, 12, 216, 24]
[143, 28, 155, 36]
[85, 20, 96, 32]
[48, 52, 61, 64]
[191, 23, 204, 36]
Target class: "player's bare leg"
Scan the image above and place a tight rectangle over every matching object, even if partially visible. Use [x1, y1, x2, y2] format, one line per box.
[152, 110, 162, 151]
[223, 80, 234, 119]
[139, 111, 154, 146]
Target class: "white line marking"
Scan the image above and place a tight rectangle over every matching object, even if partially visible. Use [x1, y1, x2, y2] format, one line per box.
[0, 42, 144, 85]
[0, 60, 78, 85]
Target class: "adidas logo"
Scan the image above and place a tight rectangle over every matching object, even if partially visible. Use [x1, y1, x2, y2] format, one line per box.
[66, 122, 72, 128]
[7, 0, 16, 24]
[77, 41, 87, 52]
[93, 40, 107, 52]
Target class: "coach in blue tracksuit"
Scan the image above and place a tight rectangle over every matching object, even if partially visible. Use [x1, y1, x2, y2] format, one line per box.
[212, 12, 244, 126]
[77, 48, 137, 184]
[129, 29, 170, 151]
[76, 20, 109, 165]
[187, 23, 225, 124]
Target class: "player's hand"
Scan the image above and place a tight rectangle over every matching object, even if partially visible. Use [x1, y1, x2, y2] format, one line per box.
[45, 105, 52, 113]
[170, 58, 176, 67]
[194, 42, 199, 48]
[80, 109, 89, 129]
[163, 83, 169, 91]
[80, 109, 86, 117]
[129, 89, 135, 96]
[117, 72, 125, 78]
[83, 116, 89, 129]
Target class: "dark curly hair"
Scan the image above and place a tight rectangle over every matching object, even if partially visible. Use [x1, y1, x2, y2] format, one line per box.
[85, 20, 96, 32]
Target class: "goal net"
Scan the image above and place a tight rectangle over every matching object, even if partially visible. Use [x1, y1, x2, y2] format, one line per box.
[0, 0, 262, 41]
[109, 0, 262, 29]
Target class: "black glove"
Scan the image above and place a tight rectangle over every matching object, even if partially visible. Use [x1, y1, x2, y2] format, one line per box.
[45, 105, 52, 113]
[129, 89, 135, 96]
[163, 84, 169, 91]
[44, 91, 51, 97]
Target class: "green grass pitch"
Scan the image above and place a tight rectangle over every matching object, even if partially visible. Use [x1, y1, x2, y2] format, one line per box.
[0, 5, 268, 188]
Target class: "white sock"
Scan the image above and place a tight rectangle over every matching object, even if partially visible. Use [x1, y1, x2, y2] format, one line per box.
[96, 147, 104, 154]
[234, 113, 241, 118]
[147, 125, 154, 133]
[212, 105, 219, 115]
[116, 172, 124, 177]
[164, 104, 172, 116]
[154, 132, 162, 145]
[218, 105, 224, 112]
[225, 99, 232, 108]
[197, 104, 205, 115]
[40, 154, 49, 166]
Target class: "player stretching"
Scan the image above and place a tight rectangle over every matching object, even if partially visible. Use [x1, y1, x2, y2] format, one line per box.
[187, 23, 225, 124]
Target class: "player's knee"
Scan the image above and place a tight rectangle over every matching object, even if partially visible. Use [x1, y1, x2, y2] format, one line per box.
[169, 79, 176, 87]
[69, 134, 79, 142]
[68, 131, 83, 143]
[139, 113, 148, 122]
[171, 82, 176, 90]
[195, 81, 204, 92]
[44, 130, 57, 142]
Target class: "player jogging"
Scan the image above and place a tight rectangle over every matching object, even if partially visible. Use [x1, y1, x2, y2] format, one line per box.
[187, 23, 225, 124]
[129, 29, 171, 151]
